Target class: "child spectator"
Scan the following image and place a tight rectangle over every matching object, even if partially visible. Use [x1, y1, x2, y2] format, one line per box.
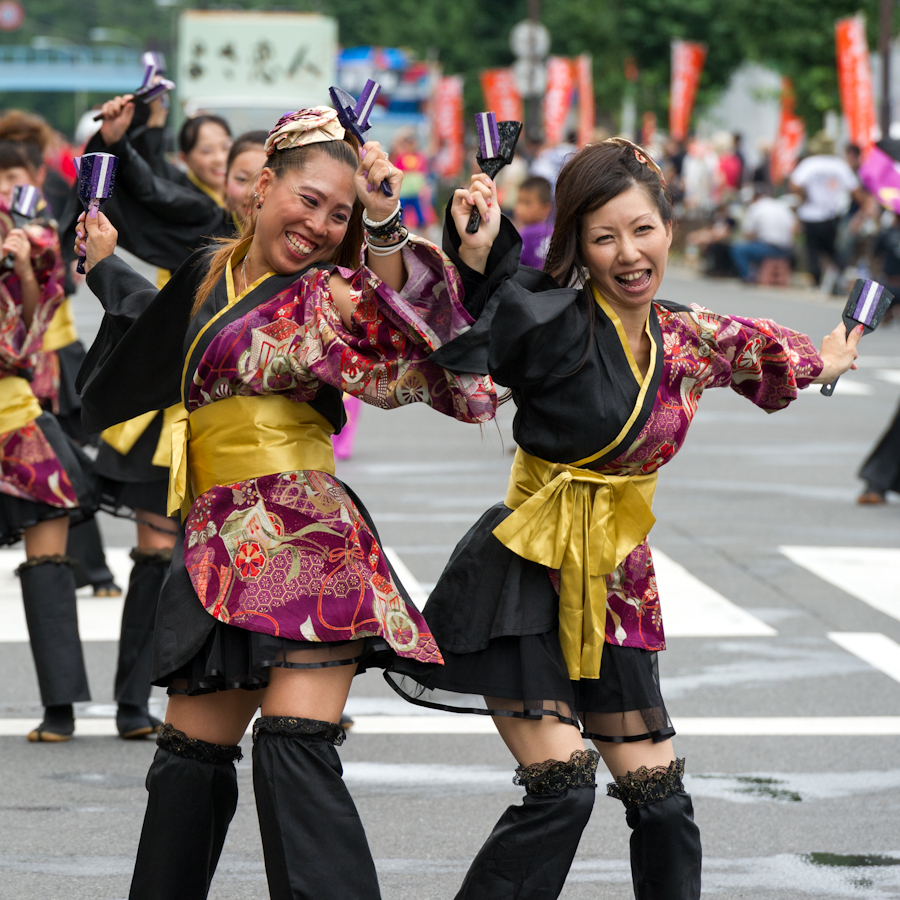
[514, 175, 553, 269]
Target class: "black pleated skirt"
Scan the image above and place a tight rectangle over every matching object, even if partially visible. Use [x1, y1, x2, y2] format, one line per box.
[386, 502, 675, 744]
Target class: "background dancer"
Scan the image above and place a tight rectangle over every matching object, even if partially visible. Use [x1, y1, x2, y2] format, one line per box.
[389, 138, 862, 900]
[0, 137, 98, 743]
[76, 106, 495, 900]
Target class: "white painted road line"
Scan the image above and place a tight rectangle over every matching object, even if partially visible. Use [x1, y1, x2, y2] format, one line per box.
[3, 715, 900, 738]
[797, 379, 873, 396]
[384, 546, 428, 607]
[652, 549, 777, 637]
[828, 632, 900, 685]
[780, 546, 900, 624]
[875, 368, 900, 386]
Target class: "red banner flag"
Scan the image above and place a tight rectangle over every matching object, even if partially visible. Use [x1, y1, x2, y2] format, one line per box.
[543, 56, 576, 146]
[835, 14, 877, 153]
[576, 54, 595, 147]
[432, 75, 464, 180]
[669, 40, 707, 141]
[479, 68, 523, 123]
[770, 79, 806, 185]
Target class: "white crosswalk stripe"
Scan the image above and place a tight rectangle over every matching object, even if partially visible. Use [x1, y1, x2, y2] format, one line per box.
[828, 632, 900, 684]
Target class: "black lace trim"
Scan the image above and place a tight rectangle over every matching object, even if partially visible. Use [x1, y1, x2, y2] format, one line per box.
[513, 749, 600, 795]
[130, 547, 174, 565]
[156, 723, 243, 763]
[252, 716, 346, 746]
[15, 554, 77, 575]
[607, 758, 686, 809]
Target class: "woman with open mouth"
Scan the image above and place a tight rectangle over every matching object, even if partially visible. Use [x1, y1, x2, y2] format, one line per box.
[76, 106, 496, 900]
[387, 137, 862, 900]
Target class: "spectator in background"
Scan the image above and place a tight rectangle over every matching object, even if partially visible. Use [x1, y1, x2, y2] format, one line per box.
[751, 140, 773, 190]
[391, 126, 436, 231]
[513, 175, 553, 270]
[530, 131, 578, 193]
[789, 132, 865, 288]
[713, 132, 742, 196]
[872, 213, 900, 295]
[729, 184, 797, 282]
[733, 132, 746, 186]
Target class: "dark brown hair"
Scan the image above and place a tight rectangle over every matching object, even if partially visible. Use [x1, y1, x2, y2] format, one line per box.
[179, 114, 232, 155]
[226, 130, 268, 173]
[193, 134, 363, 315]
[0, 110, 52, 172]
[544, 138, 673, 287]
[518, 175, 552, 206]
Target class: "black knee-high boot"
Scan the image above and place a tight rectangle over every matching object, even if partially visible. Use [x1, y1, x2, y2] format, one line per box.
[252, 716, 381, 900]
[18, 555, 90, 741]
[66, 516, 118, 592]
[607, 758, 702, 900]
[129, 724, 242, 900]
[115, 549, 170, 738]
[455, 749, 599, 900]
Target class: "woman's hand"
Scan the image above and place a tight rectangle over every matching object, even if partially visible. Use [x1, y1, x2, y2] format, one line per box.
[2, 228, 34, 279]
[75, 210, 118, 273]
[355, 141, 403, 221]
[450, 174, 500, 274]
[811, 322, 863, 385]
[98, 95, 135, 146]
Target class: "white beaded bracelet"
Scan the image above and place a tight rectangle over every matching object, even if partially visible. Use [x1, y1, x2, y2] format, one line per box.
[366, 233, 410, 256]
[362, 202, 402, 230]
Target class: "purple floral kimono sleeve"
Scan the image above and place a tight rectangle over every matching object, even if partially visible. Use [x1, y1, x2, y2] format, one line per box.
[288, 236, 496, 424]
[687, 305, 824, 411]
[0, 221, 65, 373]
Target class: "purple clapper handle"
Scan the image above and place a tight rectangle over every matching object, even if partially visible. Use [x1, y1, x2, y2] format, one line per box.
[76, 199, 100, 275]
[329, 85, 393, 197]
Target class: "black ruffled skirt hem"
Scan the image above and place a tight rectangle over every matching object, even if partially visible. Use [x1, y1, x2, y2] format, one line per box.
[386, 629, 675, 744]
[98, 476, 170, 519]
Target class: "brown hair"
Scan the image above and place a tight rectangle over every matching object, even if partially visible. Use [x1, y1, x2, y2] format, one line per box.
[544, 138, 673, 287]
[0, 110, 52, 172]
[193, 134, 363, 315]
[518, 175, 552, 206]
[226, 130, 268, 172]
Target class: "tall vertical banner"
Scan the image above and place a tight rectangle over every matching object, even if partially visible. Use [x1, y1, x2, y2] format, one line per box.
[669, 40, 707, 141]
[770, 78, 806, 185]
[479, 68, 523, 123]
[576, 54, 595, 146]
[543, 56, 575, 145]
[432, 75, 464, 179]
[835, 15, 877, 152]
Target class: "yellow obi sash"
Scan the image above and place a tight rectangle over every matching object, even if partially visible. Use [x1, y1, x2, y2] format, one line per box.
[0, 376, 43, 435]
[42, 299, 79, 352]
[168, 394, 336, 518]
[101, 403, 185, 468]
[492, 448, 658, 680]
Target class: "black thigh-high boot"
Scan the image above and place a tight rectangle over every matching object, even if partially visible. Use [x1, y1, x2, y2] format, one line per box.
[607, 758, 702, 900]
[455, 749, 599, 900]
[129, 724, 242, 900]
[115, 548, 171, 738]
[252, 716, 382, 900]
[18, 555, 90, 741]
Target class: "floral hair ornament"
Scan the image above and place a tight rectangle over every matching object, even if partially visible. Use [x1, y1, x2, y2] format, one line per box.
[603, 137, 666, 187]
[264, 106, 346, 156]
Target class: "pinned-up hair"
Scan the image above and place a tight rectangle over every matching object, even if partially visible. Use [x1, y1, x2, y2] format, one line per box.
[192, 132, 363, 315]
[226, 130, 268, 174]
[544, 138, 673, 288]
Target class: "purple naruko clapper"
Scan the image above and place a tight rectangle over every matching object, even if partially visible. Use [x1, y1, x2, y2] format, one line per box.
[75, 152, 118, 274]
[475, 112, 501, 160]
[821, 277, 895, 396]
[2, 185, 42, 269]
[329, 80, 392, 197]
[134, 51, 175, 102]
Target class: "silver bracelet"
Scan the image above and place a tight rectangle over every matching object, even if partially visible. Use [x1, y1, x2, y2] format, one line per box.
[362, 201, 402, 230]
[366, 233, 410, 256]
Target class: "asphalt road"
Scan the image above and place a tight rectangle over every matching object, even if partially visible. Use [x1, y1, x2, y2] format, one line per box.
[1, 263, 899, 899]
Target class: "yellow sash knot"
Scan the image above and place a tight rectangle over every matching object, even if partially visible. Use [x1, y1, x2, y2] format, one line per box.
[168, 394, 336, 519]
[42, 298, 79, 352]
[0, 376, 43, 434]
[492, 448, 658, 680]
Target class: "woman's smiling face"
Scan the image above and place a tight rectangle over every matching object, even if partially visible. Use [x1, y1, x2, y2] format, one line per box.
[580, 185, 673, 315]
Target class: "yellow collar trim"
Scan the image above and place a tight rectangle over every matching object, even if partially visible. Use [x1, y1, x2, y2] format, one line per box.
[569, 284, 658, 468]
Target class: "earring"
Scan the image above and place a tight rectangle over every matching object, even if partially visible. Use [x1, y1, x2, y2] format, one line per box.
[256, 202, 262, 209]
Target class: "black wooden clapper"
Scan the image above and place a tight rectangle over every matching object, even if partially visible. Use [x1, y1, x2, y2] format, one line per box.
[467, 112, 523, 234]
[821, 278, 894, 396]
[329, 80, 393, 198]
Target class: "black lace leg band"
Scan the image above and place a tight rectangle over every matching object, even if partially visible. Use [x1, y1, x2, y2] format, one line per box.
[252, 716, 381, 900]
[608, 759, 702, 900]
[130, 726, 242, 900]
[455, 750, 599, 900]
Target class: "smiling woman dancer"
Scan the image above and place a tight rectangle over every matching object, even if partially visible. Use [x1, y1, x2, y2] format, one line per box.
[76, 107, 495, 900]
[388, 138, 862, 900]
